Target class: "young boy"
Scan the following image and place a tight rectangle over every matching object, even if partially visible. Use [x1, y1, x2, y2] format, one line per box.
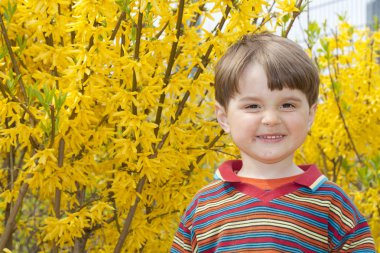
[171, 33, 375, 252]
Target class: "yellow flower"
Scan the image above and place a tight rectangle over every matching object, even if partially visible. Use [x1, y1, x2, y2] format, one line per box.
[276, 0, 299, 13]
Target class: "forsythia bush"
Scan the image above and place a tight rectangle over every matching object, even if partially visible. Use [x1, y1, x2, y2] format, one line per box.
[0, 0, 378, 252]
[0, 0, 305, 252]
[299, 20, 380, 251]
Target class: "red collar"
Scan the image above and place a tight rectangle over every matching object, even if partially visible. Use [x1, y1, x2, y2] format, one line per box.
[214, 160, 327, 200]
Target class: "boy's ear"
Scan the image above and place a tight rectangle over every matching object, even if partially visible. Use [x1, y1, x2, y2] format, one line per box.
[308, 103, 318, 129]
[215, 102, 230, 133]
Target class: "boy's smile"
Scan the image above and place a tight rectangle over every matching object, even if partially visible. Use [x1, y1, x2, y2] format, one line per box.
[216, 63, 317, 177]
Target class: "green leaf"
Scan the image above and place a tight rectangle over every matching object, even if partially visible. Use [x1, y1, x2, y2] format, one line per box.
[320, 38, 330, 53]
[115, 0, 132, 14]
[3, 1, 17, 23]
[54, 90, 67, 113]
[282, 14, 290, 23]
[338, 12, 347, 22]
[16, 35, 27, 54]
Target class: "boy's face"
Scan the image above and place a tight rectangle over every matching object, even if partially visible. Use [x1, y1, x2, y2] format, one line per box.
[216, 63, 317, 165]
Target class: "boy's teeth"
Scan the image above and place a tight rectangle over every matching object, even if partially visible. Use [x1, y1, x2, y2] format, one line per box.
[261, 135, 282, 139]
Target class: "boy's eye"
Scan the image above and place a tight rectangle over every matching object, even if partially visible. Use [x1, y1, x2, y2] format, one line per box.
[281, 103, 295, 109]
[245, 104, 261, 109]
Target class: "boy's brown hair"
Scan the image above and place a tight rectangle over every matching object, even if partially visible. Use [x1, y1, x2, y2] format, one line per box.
[215, 32, 319, 108]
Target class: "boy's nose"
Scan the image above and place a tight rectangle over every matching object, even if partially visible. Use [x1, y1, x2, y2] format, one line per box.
[261, 110, 281, 126]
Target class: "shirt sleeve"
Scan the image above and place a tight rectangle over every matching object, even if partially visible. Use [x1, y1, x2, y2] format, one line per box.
[333, 218, 376, 252]
[171, 220, 193, 253]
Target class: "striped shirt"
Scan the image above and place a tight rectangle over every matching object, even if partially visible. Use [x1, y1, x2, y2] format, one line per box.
[171, 160, 375, 252]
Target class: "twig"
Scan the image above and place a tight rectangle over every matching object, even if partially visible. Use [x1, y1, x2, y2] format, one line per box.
[154, 21, 168, 39]
[0, 176, 31, 250]
[253, 1, 275, 32]
[0, 14, 28, 102]
[113, 7, 146, 252]
[0, 82, 38, 123]
[110, 12, 126, 41]
[327, 68, 363, 165]
[187, 130, 225, 176]
[283, 0, 304, 38]
[54, 138, 65, 217]
[113, 176, 146, 253]
[132, 10, 143, 115]
[49, 105, 55, 148]
[209, 148, 239, 159]
[153, 5, 231, 153]
[154, 0, 185, 137]
[367, 38, 374, 92]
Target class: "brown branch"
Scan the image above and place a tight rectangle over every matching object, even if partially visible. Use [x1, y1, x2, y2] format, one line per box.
[327, 62, 363, 166]
[113, 8, 145, 253]
[4, 117, 15, 250]
[108, 171, 121, 233]
[0, 79, 7, 98]
[110, 12, 126, 41]
[254, 1, 276, 31]
[154, 0, 185, 137]
[72, 184, 86, 252]
[153, 6, 231, 154]
[0, 14, 28, 102]
[113, 176, 147, 253]
[317, 143, 330, 176]
[132, 10, 143, 115]
[186, 130, 224, 177]
[0, 82, 38, 123]
[189, 4, 204, 28]
[134, 12, 143, 61]
[44, 33, 61, 90]
[154, 21, 169, 39]
[0, 176, 31, 250]
[283, 0, 304, 38]
[367, 38, 374, 92]
[49, 105, 55, 148]
[119, 23, 126, 87]
[55, 138, 65, 214]
[209, 148, 239, 159]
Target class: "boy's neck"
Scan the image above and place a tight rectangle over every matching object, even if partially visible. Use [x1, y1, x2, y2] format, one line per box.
[236, 155, 303, 179]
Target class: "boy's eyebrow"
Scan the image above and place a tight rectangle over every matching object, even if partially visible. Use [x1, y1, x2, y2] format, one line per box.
[238, 96, 259, 101]
[238, 96, 303, 102]
[279, 96, 303, 102]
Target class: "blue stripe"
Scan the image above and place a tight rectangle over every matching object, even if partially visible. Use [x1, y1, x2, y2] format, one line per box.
[272, 199, 328, 219]
[218, 232, 324, 252]
[199, 241, 305, 253]
[308, 185, 358, 218]
[193, 199, 260, 229]
[194, 204, 328, 231]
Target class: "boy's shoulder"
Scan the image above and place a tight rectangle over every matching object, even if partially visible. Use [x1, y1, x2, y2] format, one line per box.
[318, 179, 357, 202]
[316, 180, 366, 221]
[192, 179, 229, 200]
